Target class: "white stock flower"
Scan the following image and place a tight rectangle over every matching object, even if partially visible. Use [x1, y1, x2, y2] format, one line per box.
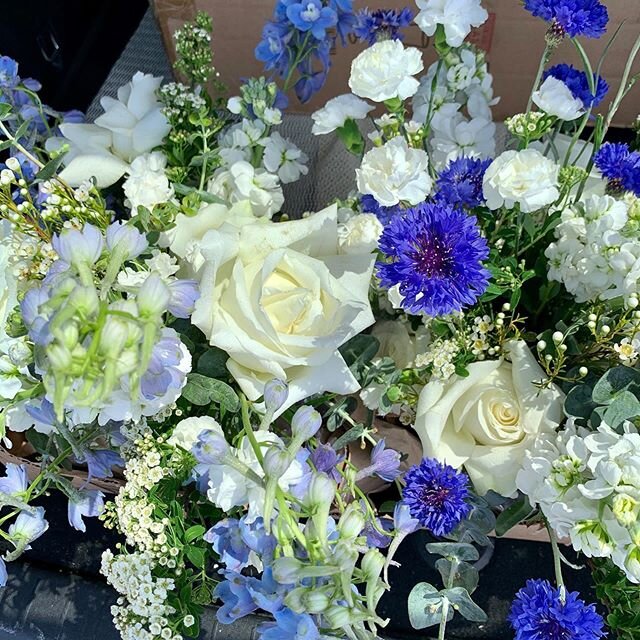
[415, 0, 488, 47]
[532, 76, 585, 121]
[413, 340, 564, 497]
[167, 415, 224, 452]
[349, 40, 424, 103]
[311, 94, 374, 135]
[123, 151, 174, 213]
[208, 161, 284, 219]
[0, 221, 18, 342]
[190, 204, 375, 416]
[357, 137, 432, 206]
[337, 213, 383, 255]
[53, 73, 170, 187]
[412, 64, 451, 123]
[429, 103, 495, 170]
[483, 149, 560, 213]
[263, 132, 308, 184]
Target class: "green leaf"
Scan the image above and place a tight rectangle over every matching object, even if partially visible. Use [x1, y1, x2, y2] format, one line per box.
[336, 118, 365, 155]
[436, 558, 479, 594]
[35, 154, 66, 182]
[592, 367, 640, 404]
[442, 587, 488, 623]
[426, 542, 479, 562]
[185, 546, 206, 569]
[603, 390, 640, 428]
[340, 334, 380, 369]
[182, 373, 239, 412]
[12, 119, 31, 143]
[495, 495, 534, 537]
[0, 103, 12, 120]
[184, 525, 206, 544]
[207, 378, 240, 413]
[333, 423, 366, 450]
[197, 348, 228, 379]
[174, 182, 226, 205]
[407, 583, 447, 630]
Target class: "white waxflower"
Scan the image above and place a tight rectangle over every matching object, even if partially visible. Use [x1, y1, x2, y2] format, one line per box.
[614, 336, 640, 364]
[311, 94, 374, 135]
[357, 137, 432, 207]
[208, 161, 284, 219]
[349, 40, 424, 103]
[429, 102, 496, 170]
[415, 0, 488, 47]
[483, 148, 560, 213]
[123, 151, 174, 214]
[337, 213, 383, 255]
[532, 76, 585, 121]
[263, 132, 309, 184]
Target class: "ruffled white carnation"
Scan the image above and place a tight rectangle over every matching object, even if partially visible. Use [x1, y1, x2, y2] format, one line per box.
[532, 76, 585, 121]
[357, 137, 432, 207]
[312, 94, 374, 135]
[123, 151, 174, 214]
[415, 0, 488, 47]
[349, 40, 423, 103]
[337, 213, 383, 255]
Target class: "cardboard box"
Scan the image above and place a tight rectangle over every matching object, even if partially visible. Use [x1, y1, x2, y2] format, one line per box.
[152, 0, 640, 127]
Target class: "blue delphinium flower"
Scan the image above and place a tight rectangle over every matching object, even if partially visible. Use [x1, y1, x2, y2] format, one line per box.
[286, 0, 337, 39]
[353, 7, 414, 45]
[255, 22, 293, 73]
[544, 64, 608, 108]
[214, 572, 258, 623]
[0, 464, 28, 497]
[67, 489, 105, 533]
[509, 579, 606, 640]
[258, 608, 320, 640]
[0, 56, 19, 88]
[523, 0, 608, 39]
[82, 449, 124, 481]
[330, 0, 356, 44]
[360, 194, 403, 225]
[377, 202, 490, 317]
[356, 439, 401, 483]
[402, 458, 471, 536]
[594, 142, 640, 196]
[435, 157, 492, 210]
[0, 557, 7, 587]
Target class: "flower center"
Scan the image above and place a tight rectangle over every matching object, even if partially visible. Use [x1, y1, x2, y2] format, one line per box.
[537, 619, 573, 640]
[302, 3, 320, 21]
[410, 234, 454, 278]
[419, 484, 451, 510]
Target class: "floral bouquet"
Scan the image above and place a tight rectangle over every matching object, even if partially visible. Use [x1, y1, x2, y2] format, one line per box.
[0, 1, 640, 639]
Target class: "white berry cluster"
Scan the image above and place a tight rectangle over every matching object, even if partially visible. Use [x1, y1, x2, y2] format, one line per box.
[101, 549, 182, 640]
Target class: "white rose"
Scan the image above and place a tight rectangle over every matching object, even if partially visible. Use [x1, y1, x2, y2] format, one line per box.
[413, 340, 564, 497]
[191, 204, 375, 416]
[357, 137, 432, 207]
[337, 213, 383, 255]
[532, 76, 585, 121]
[349, 40, 424, 103]
[53, 72, 170, 187]
[123, 151, 174, 213]
[168, 415, 224, 451]
[312, 94, 374, 135]
[483, 149, 560, 213]
[415, 0, 488, 47]
[208, 161, 284, 219]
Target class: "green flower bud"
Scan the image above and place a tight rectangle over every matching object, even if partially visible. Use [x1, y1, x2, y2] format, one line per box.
[338, 503, 366, 539]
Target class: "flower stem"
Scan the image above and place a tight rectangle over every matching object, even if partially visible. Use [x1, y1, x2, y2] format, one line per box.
[526, 43, 554, 114]
[547, 520, 566, 603]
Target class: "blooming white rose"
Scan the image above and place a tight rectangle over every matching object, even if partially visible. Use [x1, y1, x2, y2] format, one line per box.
[532, 76, 585, 121]
[123, 151, 174, 213]
[349, 40, 423, 103]
[168, 415, 224, 451]
[337, 213, 383, 255]
[483, 149, 560, 213]
[263, 132, 308, 184]
[311, 94, 374, 135]
[413, 340, 564, 497]
[53, 73, 170, 187]
[415, 0, 488, 47]
[191, 204, 375, 416]
[357, 137, 432, 207]
[208, 161, 284, 219]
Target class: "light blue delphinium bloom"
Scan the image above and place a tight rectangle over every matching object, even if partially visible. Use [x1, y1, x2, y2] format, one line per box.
[67, 489, 105, 532]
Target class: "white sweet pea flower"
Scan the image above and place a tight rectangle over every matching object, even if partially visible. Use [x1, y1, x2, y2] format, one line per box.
[208, 161, 284, 219]
[414, 340, 564, 497]
[415, 0, 488, 47]
[52, 73, 170, 187]
[349, 40, 424, 103]
[483, 149, 560, 213]
[263, 132, 309, 184]
[357, 137, 432, 207]
[532, 76, 585, 121]
[190, 204, 375, 416]
[123, 151, 174, 214]
[311, 94, 374, 135]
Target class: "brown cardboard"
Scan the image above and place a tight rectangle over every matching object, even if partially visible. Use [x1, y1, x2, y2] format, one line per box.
[152, 0, 640, 126]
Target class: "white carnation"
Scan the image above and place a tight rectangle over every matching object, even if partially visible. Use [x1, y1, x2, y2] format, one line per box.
[123, 151, 173, 214]
[415, 0, 488, 47]
[312, 94, 374, 135]
[532, 76, 585, 121]
[337, 213, 383, 255]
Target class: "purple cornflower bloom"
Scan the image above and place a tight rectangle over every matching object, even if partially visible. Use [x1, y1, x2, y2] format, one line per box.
[523, 0, 608, 39]
[509, 579, 606, 640]
[544, 64, 608, 108]
[402, 458, 471, 536]
[377, 202, 490, 317]
[354, 7, 414, 45]
[594, 142, 640, 196]
[360, 194, 403, 225]
[435, 157, 492, 210]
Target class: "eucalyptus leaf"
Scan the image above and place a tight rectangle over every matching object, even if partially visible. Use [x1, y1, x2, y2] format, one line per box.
[436, 558, 479, 594]
[333, 423, 366, 450]
[407, 583, 447, 630]
[592, 367, 640, 404]
[197, 348, 228, 379]
[495, 495, 534, 537]
[426, 542, 479, 562]
[182, 373, 239, 411]
[564, 383, 597, 421]
[602, 390, 640, 428]
[442, 587, 487, 623]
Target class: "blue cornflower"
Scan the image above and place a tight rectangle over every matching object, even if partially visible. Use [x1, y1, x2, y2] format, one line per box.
[523, 0, 608, 39]
[258, 608, 320, 640]
[509, 579, 606, 640]
[353, 7, 414, 45]
[594, 142, 640, 196]
[360, 194, 403, 225]
[402, 458, 471, 536]
[286, 0, 338, 39]
[377, 202, 490, 317]
[435, 157, 492, 210]
[544, 64, 608, 108]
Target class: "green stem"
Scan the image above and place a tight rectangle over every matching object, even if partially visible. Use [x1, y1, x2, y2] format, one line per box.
[547, 521, 566, 602]
[526, 44, 554, 113]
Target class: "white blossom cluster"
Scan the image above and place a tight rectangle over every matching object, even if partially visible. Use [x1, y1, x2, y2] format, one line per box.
[470, 314, 500, 359]
[123, 152, 174, 215]
[101, 549, 181, 640]
[158, 83, 207, 124]
[415, 337, 461, 380]
[517, 421, 640, 584]
[546, 194, 640, 305]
